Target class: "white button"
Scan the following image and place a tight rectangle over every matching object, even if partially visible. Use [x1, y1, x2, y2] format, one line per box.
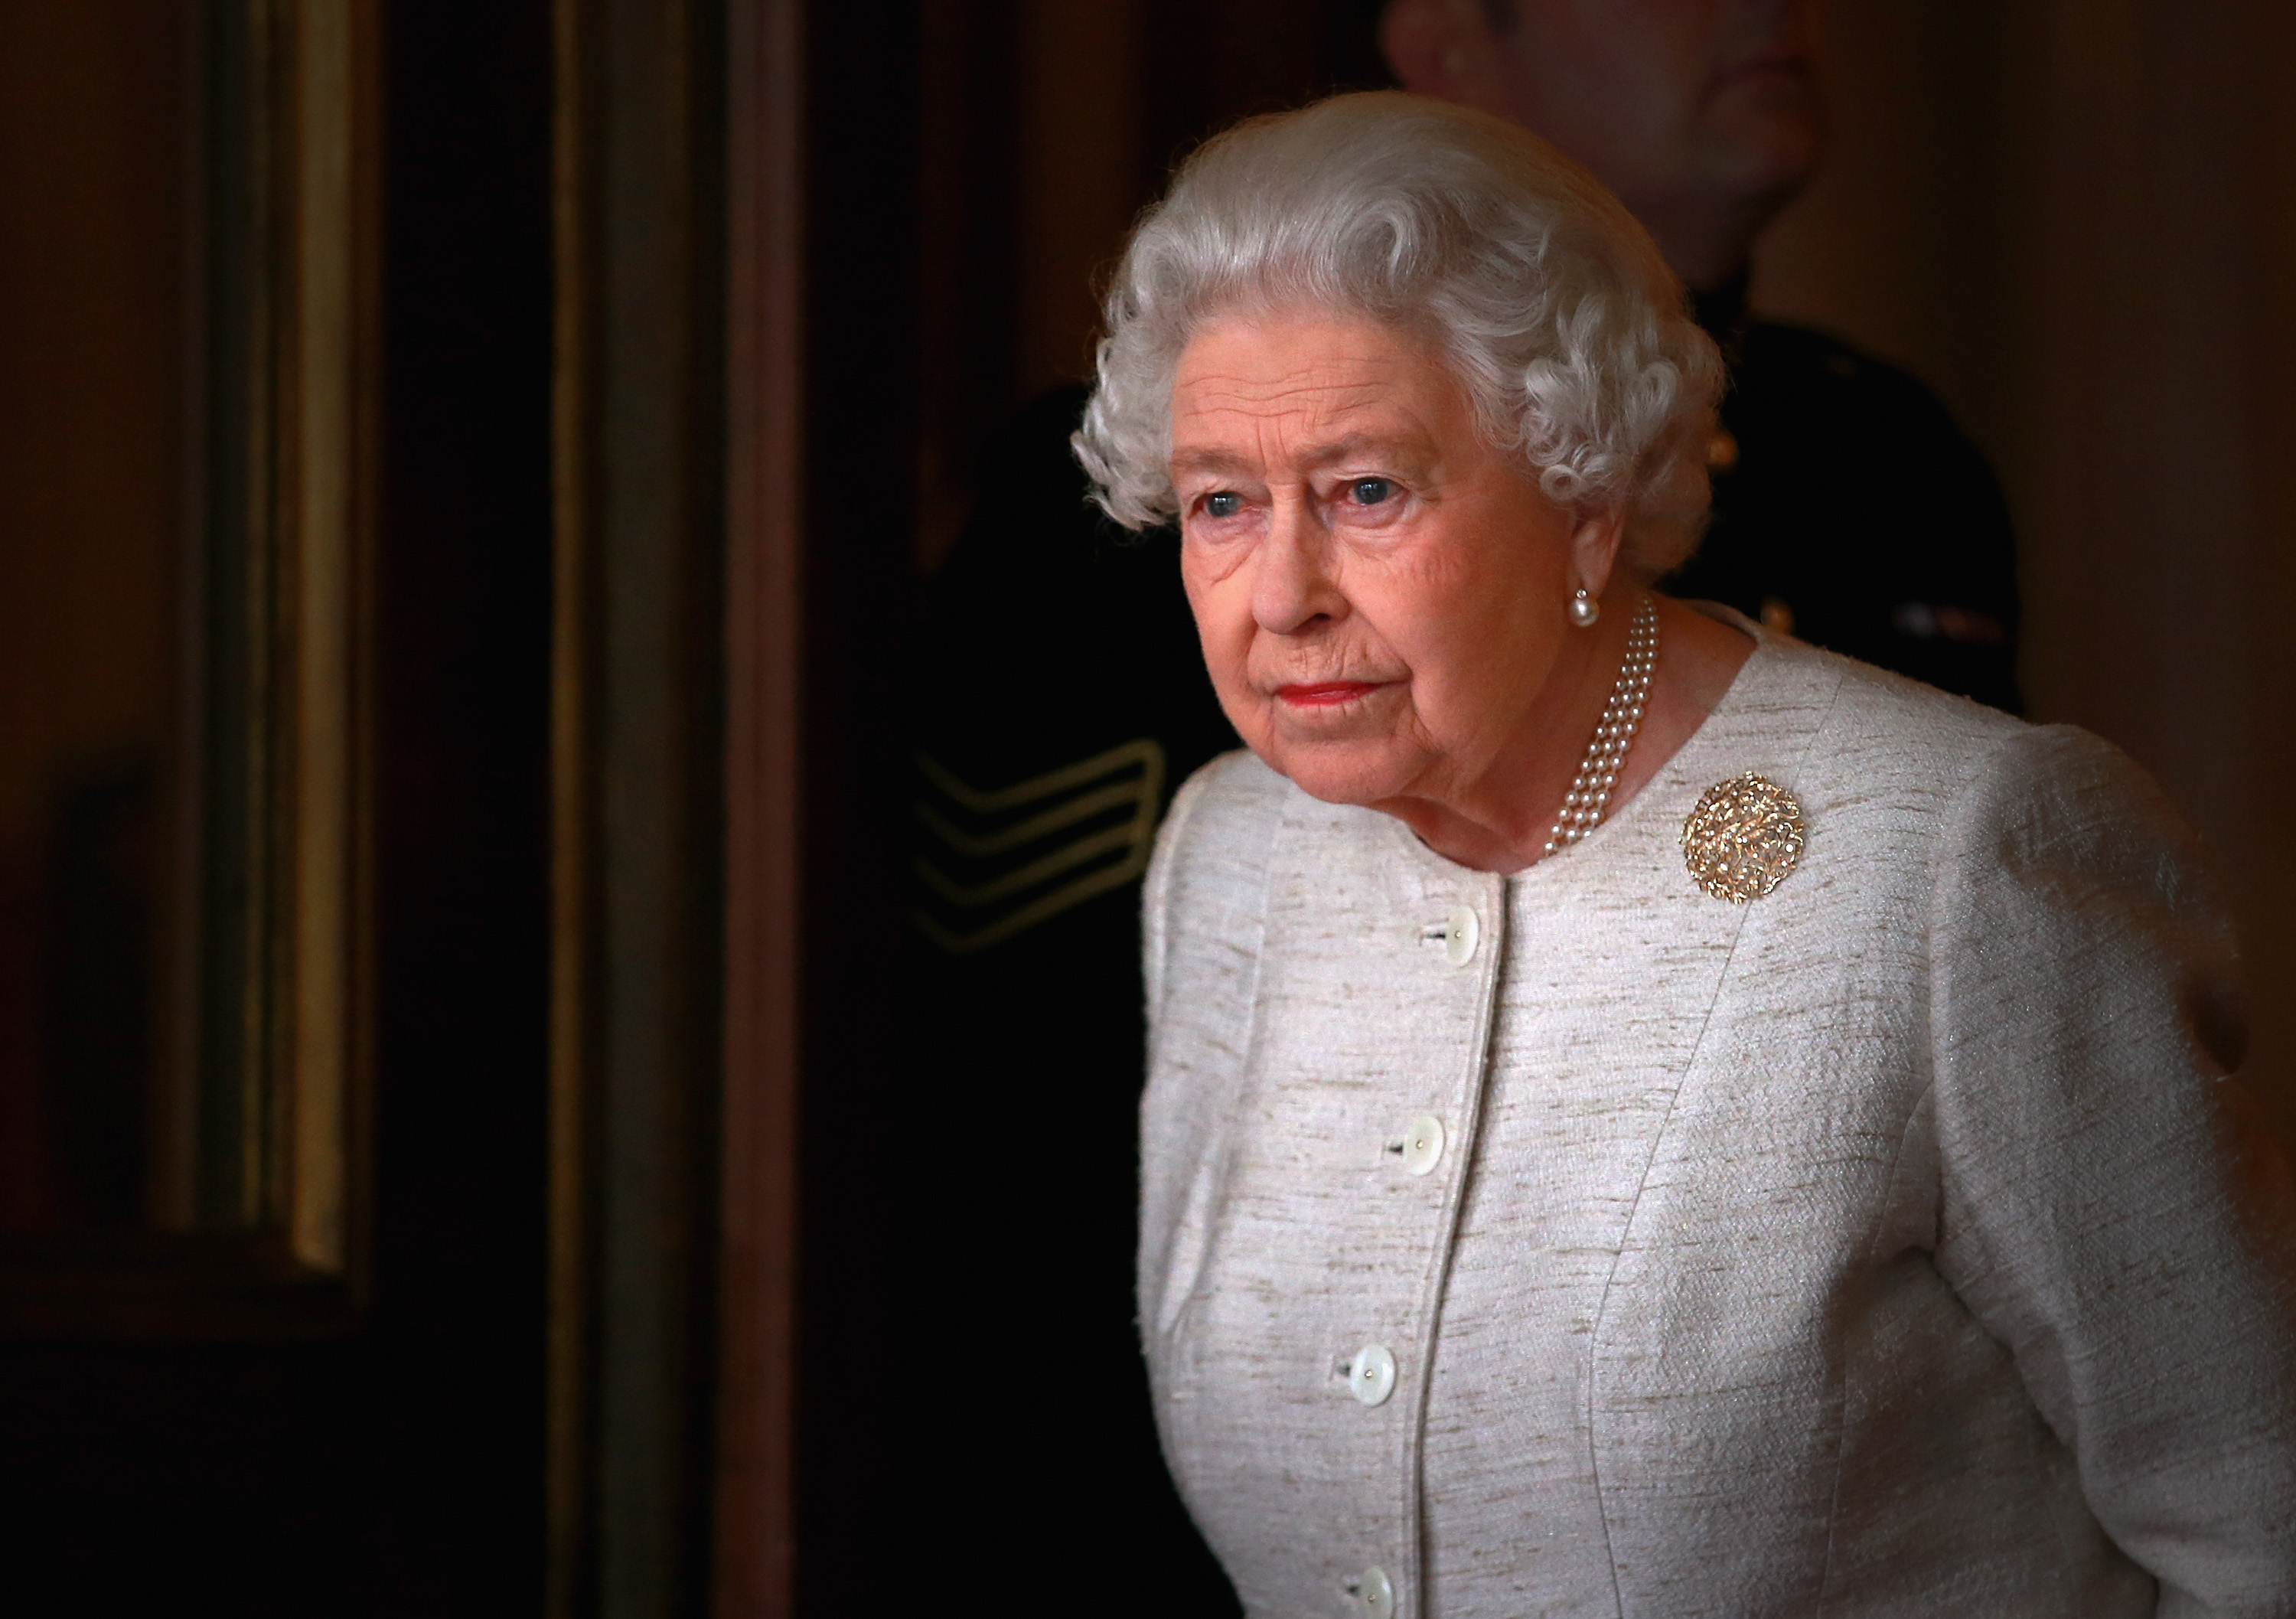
[1443, 905, 1479, 965]
[1351, 1565, 1394, 1616]
[1400, 1114, 1444, 1177]
[1347, 1343, 1397, 1407]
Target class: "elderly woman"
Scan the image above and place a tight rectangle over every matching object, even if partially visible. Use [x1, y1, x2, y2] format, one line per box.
[1073, 93, 2296, 1617]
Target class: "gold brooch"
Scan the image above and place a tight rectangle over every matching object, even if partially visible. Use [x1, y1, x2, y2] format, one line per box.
[1681, 772, 1806, 902]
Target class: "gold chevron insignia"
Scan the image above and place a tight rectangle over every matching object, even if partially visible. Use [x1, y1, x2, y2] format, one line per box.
[912, 738, 1167, 953]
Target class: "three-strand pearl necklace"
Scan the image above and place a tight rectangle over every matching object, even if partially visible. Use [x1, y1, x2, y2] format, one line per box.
[1542, 595, 1658, 859]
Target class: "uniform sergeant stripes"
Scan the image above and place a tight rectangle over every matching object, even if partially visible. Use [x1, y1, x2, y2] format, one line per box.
[912, 738, 1167, 954]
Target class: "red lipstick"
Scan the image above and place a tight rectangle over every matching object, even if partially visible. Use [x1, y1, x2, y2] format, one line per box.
[1276, 681, 1382, 707]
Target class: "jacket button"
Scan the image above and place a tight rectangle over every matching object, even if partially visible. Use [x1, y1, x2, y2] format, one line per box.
[1443, 905, 1479, 965]
[1400, 1114, 1444, 1177]
[1347, 1343, 1397, 1407]
[1348, 1565, 1394, 1616]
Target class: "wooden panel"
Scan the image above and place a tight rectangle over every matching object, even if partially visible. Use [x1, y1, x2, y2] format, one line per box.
[550, 0, 729, 1611]
[718, 2, 801, 1609]
[0, 2, 555, 1604]
[0, 0, 380, 1339]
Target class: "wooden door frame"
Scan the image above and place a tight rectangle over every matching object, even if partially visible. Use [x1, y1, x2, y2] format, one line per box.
[553, 2, 915, 1608]
[0, 0, 383, 1345]
[718, 1, 919, 1608]
[550, 0, 738, 1611]
[716, 0, 801, 1611]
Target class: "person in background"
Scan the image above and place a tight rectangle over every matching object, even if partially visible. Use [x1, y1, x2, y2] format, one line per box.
[889, 3, 2016, 1608]
[886, 391, 1241, 1612]
[1382, 0, 2022, 707]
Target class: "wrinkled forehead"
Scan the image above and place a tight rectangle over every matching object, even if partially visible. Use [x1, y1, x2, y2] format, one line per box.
[1168, 308, 1463, 468]
[1171, 305, 1456, 410]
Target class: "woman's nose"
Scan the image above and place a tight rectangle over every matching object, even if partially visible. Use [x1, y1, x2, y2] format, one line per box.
[1250, 495, 1342, 635]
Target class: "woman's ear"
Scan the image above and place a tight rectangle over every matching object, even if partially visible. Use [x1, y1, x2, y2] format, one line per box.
[1382, 0, 1512, 109]
[1570, 505, 1628, 601]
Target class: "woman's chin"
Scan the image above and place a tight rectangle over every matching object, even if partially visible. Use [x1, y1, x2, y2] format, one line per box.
[1258, 736, 1414, 808]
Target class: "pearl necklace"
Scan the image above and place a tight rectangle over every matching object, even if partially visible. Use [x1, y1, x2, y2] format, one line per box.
[1542, 596, 1658, 858]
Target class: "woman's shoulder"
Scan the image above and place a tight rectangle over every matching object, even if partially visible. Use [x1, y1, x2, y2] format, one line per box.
[1746, 635, 2030, 811]
[1773, 633, 2024, 752]
[1756, 636, 2195, 884]
[1141, 749, 1297, 1014]
[1147, 749, 1293, 908]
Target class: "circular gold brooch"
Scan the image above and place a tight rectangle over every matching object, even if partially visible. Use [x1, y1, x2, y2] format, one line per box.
[1681, 772, 1806, 903]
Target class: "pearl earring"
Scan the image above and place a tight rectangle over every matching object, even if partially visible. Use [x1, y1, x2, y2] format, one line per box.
[1569, 588, 1601, 628]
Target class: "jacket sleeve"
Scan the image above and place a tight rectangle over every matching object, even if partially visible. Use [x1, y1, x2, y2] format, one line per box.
[1141, 753, 1232, 1038]
[1137, 753, 1272, 1345]
[1929, 724, 2296, 1616]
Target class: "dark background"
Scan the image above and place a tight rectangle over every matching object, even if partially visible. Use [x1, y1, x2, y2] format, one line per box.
[0, 2, 554, 1611]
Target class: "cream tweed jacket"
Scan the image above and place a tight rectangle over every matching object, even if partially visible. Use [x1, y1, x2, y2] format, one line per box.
[1139, 632, 2296, 1618]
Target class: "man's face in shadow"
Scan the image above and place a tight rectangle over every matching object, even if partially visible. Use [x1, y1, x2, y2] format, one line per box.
[1383, 0, 1827, 288]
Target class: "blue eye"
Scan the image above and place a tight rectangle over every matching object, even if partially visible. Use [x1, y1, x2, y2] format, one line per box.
[1205, 491, 1241, 517]
[1351, 478, 1392, 506]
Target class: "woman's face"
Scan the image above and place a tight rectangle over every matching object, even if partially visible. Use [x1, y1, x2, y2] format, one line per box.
[1170, 308, 1609, 811]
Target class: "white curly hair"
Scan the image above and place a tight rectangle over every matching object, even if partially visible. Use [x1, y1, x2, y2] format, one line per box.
[1071, 92, 1724, 578]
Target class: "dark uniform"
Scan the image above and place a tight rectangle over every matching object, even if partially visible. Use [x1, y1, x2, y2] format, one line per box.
[883, 388, 1240, 1614]
[882, 296, 2019, 1612]
[1674, 277, 2021, 710]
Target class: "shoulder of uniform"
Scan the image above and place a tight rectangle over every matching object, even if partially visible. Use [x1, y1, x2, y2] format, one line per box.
[1738, 318, 1897, 379]
[925, 383, 1117, 600]
[1737, 320, 1964, 420]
